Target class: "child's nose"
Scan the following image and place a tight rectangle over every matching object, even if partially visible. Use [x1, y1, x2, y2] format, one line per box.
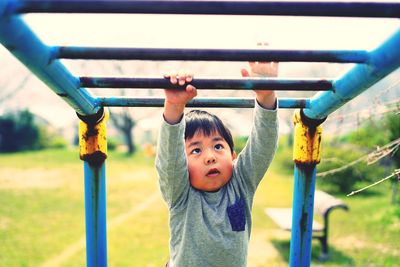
[204, 150, 216, 164]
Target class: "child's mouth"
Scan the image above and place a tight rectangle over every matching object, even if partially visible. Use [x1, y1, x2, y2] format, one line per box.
[206, 168, 220, 177]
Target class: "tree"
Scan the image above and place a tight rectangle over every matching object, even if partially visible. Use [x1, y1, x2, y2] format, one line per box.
[0, 74, 30, 105]
[0, 109, 66, 152]
[107, 63, 138, 155]
[317, 110, 400, 197]
[109, 107, 136, 154]
[386, 112, 400, 205]
[386, 113, 400, 164]
[0, 109, 40, 152]
[317, 143, 386, 193]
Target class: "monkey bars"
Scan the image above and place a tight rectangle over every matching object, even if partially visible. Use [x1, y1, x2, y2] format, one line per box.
[9, 0, 400, 17]
[56, 46, 371, 63]
[1, 1, 399, 267]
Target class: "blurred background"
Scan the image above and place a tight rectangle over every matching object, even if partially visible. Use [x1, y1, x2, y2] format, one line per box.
[1, 14, 399, 151]
[1, 9, 399, 267]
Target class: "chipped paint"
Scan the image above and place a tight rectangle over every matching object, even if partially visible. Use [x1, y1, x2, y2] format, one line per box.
[293, 109, 323, 164]
[79, 109, 109, 166]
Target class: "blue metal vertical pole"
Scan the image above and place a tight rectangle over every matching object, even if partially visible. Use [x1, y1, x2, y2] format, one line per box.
[290, 110, 325, 266]
[84, 161, 108, 267]
[290, 165, 317, 266]
[79, 108, 109, 266]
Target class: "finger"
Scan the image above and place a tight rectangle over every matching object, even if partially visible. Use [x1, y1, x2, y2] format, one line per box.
[272, 62, 279, 74]
[178, 70, 186, 86]
[186, 73, 193, 83]
[249, 62, 257, 69]
[186, 84, 196, 92]
[169, 71, 177, 84]
[269, 62, 275, 70]
[186, 85, 197, 97]
[241, 68, 250, 77]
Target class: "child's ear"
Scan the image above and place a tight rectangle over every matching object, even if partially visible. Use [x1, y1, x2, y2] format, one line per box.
[232, 151, 237, 160]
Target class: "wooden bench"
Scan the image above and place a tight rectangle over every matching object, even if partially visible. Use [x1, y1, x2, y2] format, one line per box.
[265, 190, 348, 259]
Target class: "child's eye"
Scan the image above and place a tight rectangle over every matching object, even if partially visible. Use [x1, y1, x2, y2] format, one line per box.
[191, 148, 201, 155]
[215, 144, 224, 151]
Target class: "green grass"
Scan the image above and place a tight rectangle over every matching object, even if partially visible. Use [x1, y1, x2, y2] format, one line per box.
[0, 149, 399, 266]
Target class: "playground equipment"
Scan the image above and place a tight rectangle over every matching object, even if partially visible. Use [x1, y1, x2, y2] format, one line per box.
[1, 1, 399, 266]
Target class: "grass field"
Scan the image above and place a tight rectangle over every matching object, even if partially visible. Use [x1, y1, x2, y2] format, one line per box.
[0, 149, 399, 266]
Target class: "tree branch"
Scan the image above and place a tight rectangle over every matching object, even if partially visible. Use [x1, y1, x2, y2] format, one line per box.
[347, 169, 400, 196]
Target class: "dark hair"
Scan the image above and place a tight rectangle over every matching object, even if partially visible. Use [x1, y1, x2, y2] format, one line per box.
[185, 110, 234, 154]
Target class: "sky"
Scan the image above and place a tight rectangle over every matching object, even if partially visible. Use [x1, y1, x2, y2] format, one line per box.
[1, 6, 399, 134]
[22, 13, 400, 50]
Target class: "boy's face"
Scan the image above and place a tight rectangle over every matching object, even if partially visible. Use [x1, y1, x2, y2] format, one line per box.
[185, 130, 236, 192]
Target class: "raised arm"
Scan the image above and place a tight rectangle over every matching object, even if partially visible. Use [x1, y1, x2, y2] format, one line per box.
[235, 44, 279, 193]
[163, 72, 197, 124]
[241, 42, 278, 110]
[156, 72, 197, 207]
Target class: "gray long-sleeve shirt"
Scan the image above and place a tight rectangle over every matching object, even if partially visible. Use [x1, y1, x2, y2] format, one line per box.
[156, 102, 279, 267]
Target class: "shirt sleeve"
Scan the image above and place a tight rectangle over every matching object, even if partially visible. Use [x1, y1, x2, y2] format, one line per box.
[155, 116, 190, 208]
[233, 100, 279, 195]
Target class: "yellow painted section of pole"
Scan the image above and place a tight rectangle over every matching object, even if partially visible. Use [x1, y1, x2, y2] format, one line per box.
[293, 109, 322, 164]
[79, 109, 109, 165]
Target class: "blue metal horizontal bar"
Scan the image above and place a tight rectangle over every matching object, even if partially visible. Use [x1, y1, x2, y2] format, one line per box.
[96, 97, 309, 109]
[56, 47, 370, 63]
[0, 4, 99, 116]
[304, 28, 400, 119]
[11, 0, 400, 18]
[81, 77, 333, 91]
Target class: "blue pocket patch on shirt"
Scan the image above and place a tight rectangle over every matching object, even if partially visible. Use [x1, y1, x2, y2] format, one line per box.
[227, 197, 246, 232]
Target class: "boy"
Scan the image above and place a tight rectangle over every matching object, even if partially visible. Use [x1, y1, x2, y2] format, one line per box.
[156, 61, 279, 267]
